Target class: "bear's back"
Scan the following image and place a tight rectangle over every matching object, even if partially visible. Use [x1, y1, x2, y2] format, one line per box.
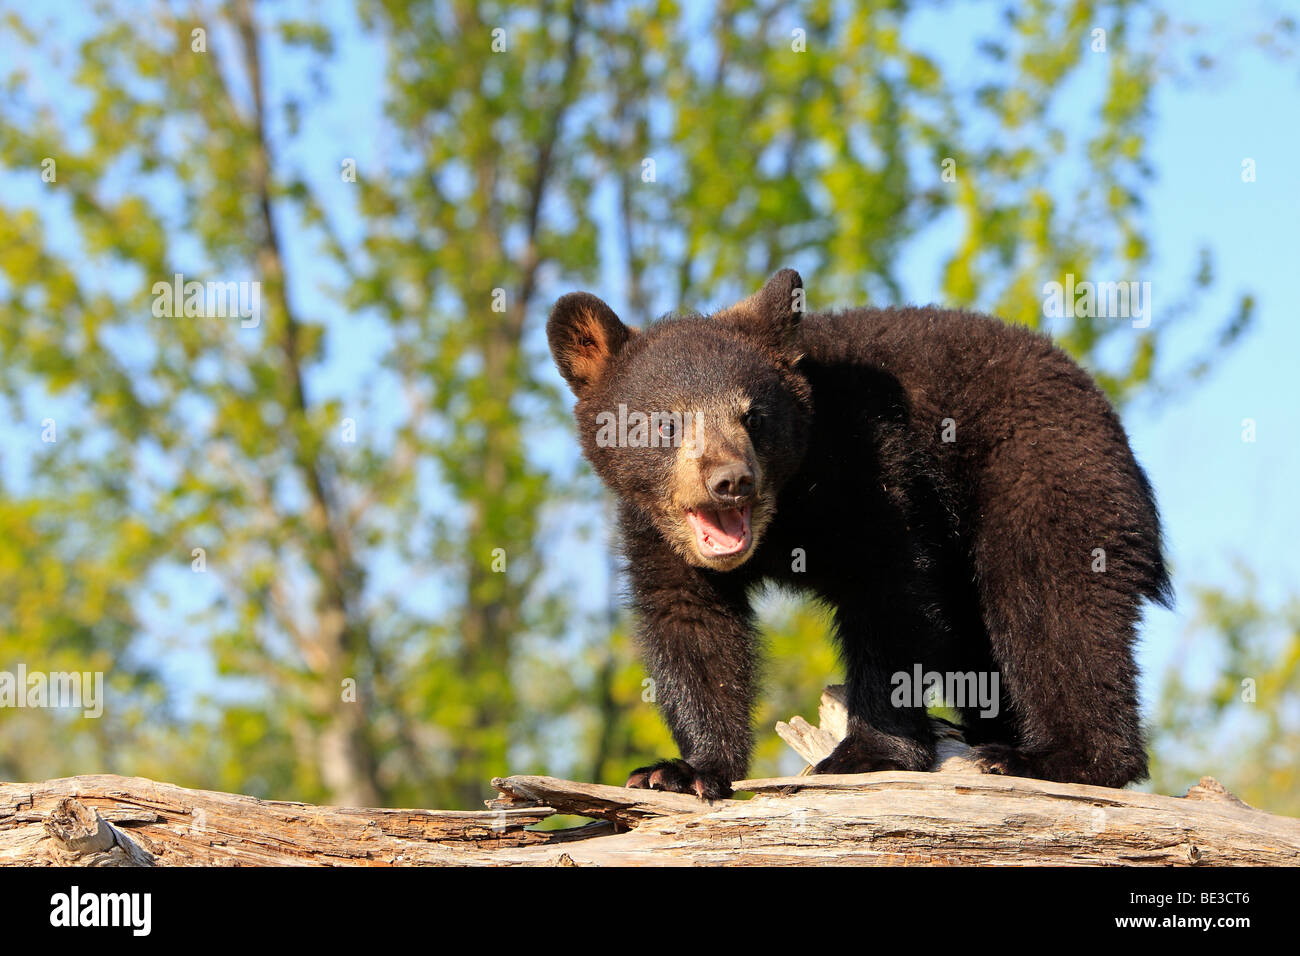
[797, 306, 1125, 462]
[790, 306, 1167, 607]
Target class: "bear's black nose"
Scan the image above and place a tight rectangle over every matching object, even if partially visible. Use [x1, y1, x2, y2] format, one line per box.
[708, 463, 755, 504]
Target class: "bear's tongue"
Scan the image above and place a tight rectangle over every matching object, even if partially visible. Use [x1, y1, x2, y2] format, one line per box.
[686, 504, 751, 556]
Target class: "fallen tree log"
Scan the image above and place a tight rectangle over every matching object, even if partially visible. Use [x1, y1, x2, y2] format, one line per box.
[3, 688, 1297, 866]
[2, 769, 1297, 866]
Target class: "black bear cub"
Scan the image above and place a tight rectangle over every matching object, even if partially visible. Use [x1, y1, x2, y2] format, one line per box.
[548, 269, 1171, 799]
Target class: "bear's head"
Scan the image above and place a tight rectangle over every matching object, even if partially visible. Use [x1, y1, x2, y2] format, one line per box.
[547, 269, 813, 571]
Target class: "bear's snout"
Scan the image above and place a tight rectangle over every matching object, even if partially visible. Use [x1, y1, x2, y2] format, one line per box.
[706, 462, 755, 506]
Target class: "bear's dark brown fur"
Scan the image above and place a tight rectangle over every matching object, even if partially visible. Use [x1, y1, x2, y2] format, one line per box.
[548, 269, 1171, 799]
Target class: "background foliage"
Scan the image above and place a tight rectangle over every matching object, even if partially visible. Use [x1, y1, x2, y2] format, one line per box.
[0, 0, 1294, 812]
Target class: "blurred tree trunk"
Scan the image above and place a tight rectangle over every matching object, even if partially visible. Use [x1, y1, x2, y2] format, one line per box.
[233, 0, 381, 805]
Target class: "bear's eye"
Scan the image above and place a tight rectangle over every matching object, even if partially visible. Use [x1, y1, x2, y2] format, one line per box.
[658, 418, 677, 439]
[742, 409, 763, 432]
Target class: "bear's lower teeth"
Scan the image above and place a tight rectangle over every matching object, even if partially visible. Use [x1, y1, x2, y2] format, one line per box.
[686, 504, 752, 557]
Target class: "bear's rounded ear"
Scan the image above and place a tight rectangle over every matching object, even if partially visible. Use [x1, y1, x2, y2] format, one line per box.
[547, 292, 634, 397]
[716, 268, 805, 358]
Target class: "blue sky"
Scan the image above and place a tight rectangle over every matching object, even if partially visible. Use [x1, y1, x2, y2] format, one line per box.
[1089, 26, 1300, 689]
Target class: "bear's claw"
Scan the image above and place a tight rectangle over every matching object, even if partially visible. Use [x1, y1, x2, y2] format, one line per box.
[626, 758, 733, 800]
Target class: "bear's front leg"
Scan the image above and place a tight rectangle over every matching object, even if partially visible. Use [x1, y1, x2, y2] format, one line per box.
[624, 557, 758, 800]
[814, 603, 938, 775]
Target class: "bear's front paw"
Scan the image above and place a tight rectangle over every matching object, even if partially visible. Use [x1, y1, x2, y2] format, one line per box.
[813, 748, 905, 775]
[812, 732, 930, 775]
[626, 758, 734, 800]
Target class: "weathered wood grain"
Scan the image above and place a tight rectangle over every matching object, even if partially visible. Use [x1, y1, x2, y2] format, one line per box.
[1, 774, 557, 866]
[490, 775, 711, 826]
[4, 769, 1296, 866]
[484, 772, 1300, 867]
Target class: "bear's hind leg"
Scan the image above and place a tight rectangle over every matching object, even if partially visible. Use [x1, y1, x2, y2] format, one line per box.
[970, 500, 1150, 789]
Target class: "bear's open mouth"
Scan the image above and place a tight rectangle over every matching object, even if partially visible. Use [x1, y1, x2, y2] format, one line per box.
[685, 504, 752, 556]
